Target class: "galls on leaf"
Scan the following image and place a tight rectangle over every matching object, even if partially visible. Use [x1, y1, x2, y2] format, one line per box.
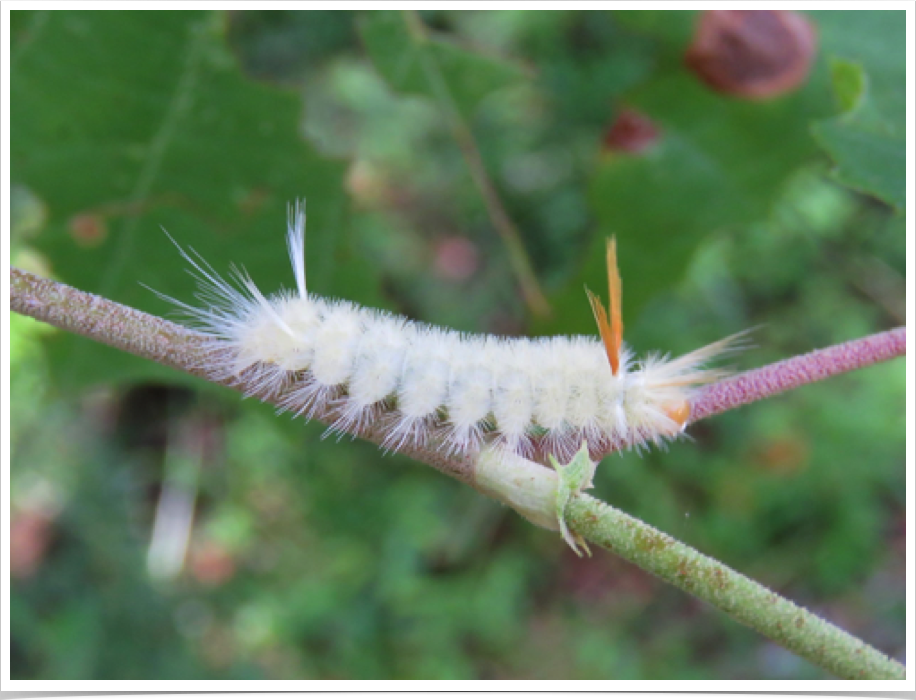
[685, 10, 817, 100]
[602, 108, 661, 155]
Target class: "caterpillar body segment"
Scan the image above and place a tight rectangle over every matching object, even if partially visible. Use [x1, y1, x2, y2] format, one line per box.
[169, 202, 737, 462]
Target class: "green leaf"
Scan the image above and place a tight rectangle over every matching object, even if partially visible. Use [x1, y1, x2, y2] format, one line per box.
[811, 11, 905, 211]
[542, 63, 834, 336]
[828, 58, 867, 113]
[549, 443, 597, 556]
[811, 122, 904, 212]
[11, 11, 354, 390]
[612, 9, 698, 47]
[359, 11, 527, 120]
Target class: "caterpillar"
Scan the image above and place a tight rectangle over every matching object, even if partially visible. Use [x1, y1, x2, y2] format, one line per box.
[166, 202, 739, 463]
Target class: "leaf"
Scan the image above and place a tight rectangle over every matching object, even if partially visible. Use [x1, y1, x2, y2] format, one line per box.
[828, 58, 867, 113]
[358, 11, 528, 120]
[811, 122, 904, 212]
[549, 443, 596, 556]
[810, 11, 905, 211]
[542, 58, 834, 336]
[11, 11, 358, 390]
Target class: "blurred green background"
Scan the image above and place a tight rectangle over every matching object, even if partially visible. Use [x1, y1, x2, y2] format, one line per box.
[9, 10, 905, 680]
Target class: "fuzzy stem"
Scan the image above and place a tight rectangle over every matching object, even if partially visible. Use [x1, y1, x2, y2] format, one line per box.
[565, 495, 905, 679]
[690, 328, 906, 422]
[9, 267, 477, 487]
[9, 266, 906, 679]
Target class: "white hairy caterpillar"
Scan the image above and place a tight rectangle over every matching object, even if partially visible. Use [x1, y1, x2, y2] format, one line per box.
[166, 202, 738, 463]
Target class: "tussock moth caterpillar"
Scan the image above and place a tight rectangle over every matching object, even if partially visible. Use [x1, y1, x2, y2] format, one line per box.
[165, 202, 739, 463]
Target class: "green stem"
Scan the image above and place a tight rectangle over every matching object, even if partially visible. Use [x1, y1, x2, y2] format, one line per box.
[10, 266, 906, 679]
[566, 494, 906, 680]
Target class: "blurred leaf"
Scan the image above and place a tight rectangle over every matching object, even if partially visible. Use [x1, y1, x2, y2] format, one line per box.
[541, 28, 834, 335]
[10, 10, 354, 390]
[11, 184, 48, 245]
[227, 10, 358, 82]
[811, 11, 905, 211]
[811, 123, 904, 212]
[613, 9, 698, 46]
[828, 58, 867, 113]
[359, 10, 528, 120]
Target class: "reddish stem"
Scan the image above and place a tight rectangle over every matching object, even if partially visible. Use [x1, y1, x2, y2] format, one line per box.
[691, 327, 906, 422]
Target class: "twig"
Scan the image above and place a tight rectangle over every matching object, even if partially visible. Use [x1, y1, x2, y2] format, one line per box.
[9, 266, 906, 679]
[402, 11, 551, 318]
[9, 267, 477, 486]
[690, 327, 906, 422]
[566, 495, 905, 680]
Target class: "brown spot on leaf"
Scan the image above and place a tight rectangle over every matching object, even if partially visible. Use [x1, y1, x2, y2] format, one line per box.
[602, 108, 661, 154]
[685, 11, 817, 100]
[69, 212, 108, 246]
